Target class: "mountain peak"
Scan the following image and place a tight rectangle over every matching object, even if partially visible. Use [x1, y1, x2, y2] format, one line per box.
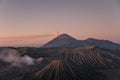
[41, 33, 78, 48]
[86, 38, 97, 40]
[55, 33, 76, 40]
[86, 38, 113, 43]
[57, 33, 69, 37]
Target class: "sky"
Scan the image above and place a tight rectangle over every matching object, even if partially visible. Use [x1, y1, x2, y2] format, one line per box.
[0, 0, 120, 47]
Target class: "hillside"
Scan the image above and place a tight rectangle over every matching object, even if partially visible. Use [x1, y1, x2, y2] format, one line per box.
[58, 46, 120, 68]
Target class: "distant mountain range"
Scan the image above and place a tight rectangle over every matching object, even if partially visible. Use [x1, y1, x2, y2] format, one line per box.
[42, 34, 120, 50]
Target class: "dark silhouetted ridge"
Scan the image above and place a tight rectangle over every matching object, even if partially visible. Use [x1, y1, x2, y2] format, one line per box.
[83, 38, 120, 49]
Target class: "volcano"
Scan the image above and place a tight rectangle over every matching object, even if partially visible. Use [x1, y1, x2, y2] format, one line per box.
[30, 60, 104, 80]
[42, 34, 78, 48]
[58, 46, 120, 68]
[41, 34, 120, 50]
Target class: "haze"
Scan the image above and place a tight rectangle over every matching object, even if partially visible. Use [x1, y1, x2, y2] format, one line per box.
[0, 0, 120, 46]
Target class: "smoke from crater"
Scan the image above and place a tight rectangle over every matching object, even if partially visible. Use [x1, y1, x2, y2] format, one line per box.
[0, 48, 35, 65]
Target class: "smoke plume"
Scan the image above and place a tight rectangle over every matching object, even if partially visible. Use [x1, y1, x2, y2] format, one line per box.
[0, 48, 35, 65]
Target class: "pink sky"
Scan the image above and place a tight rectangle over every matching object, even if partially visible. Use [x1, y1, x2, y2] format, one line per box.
[0, 0, 120, 46]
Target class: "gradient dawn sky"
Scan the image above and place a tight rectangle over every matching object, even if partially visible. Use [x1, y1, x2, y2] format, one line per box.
[0, 0, 120, 46]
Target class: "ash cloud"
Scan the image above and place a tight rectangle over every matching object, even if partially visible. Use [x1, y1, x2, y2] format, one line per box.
[0, 48, 35, 65]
